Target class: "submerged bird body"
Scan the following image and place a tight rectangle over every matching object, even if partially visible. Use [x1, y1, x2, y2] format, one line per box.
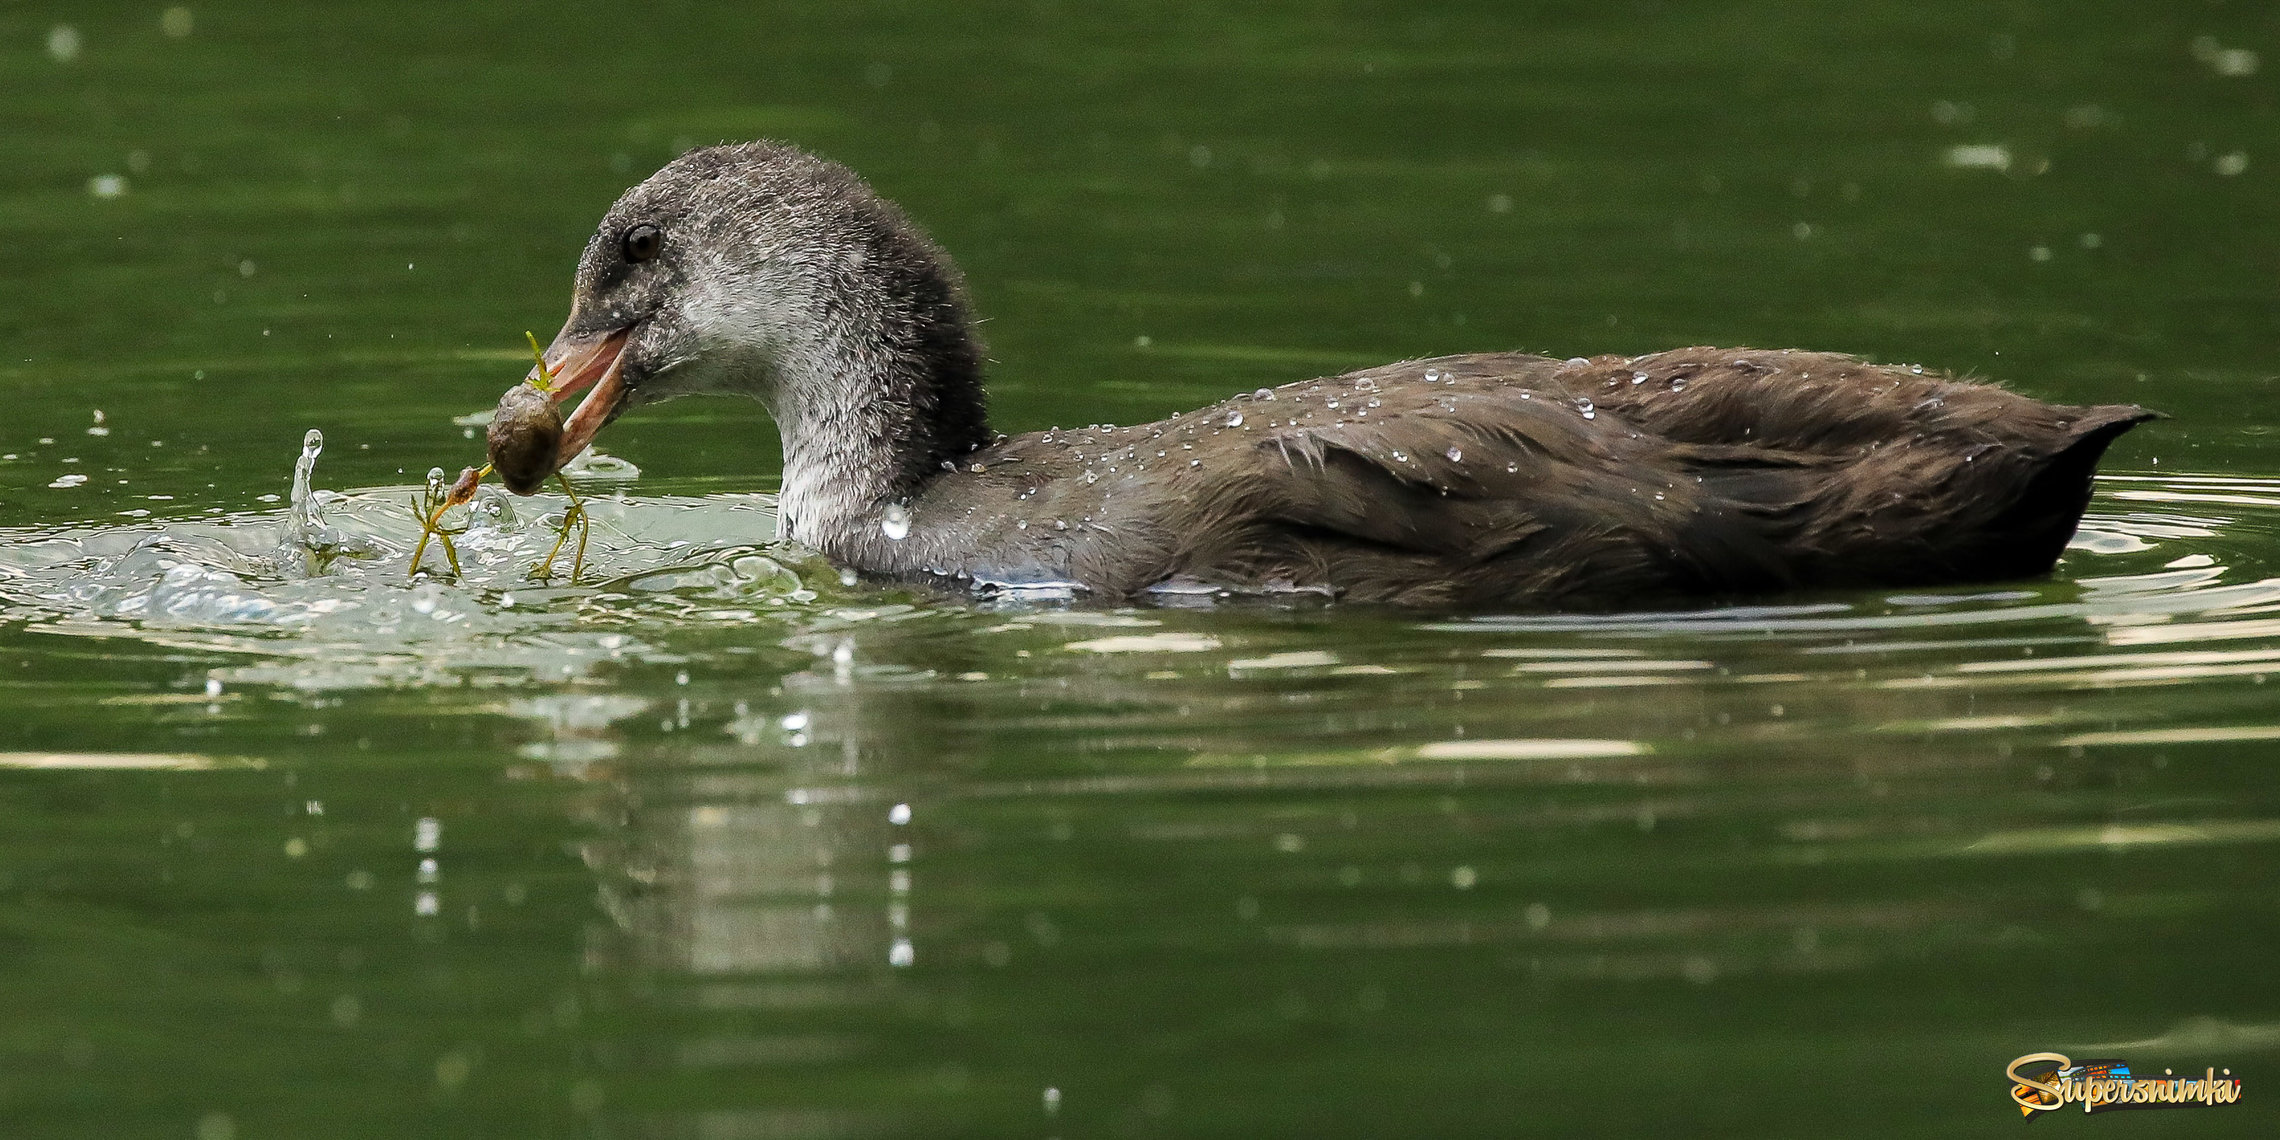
[518, 141, 2152, 608]
[861, 350, 2148, 606]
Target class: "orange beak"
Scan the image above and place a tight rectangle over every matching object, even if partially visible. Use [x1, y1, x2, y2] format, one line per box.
[531, 326, 634, 477]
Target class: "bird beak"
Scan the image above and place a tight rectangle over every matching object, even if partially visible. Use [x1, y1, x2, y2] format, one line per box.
[531, 325, 635, 474]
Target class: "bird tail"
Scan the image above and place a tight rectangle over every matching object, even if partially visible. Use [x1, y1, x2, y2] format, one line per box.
[1977, 404, 2158, 578]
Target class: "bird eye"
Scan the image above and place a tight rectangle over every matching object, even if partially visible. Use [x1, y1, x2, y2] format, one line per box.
[622, 224, 662, 263]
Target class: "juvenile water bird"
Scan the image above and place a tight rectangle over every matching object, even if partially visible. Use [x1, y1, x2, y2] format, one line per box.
[518, 141, 2153, 607]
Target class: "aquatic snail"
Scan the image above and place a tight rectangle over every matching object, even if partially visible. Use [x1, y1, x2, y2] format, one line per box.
[406, 333, 591, 582]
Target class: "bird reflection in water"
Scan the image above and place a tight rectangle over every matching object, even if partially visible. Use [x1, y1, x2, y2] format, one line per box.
[525, 663, 921, 1137]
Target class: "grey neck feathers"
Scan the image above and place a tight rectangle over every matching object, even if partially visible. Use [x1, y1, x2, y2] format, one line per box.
[769, 278, 988, 553]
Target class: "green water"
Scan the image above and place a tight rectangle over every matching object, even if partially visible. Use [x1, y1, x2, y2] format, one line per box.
[4, 2, 2278, 1135]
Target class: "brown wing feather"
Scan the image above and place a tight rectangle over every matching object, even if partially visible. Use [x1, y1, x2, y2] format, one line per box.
[1150, 349, 2149, 604]
[887, 348, 2151, 607]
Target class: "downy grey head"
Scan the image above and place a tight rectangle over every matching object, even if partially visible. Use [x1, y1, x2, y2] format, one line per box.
[521, 141, 989, 539]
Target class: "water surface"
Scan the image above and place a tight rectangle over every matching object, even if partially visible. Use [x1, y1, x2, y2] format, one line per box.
[2, 2, 2276, 1136]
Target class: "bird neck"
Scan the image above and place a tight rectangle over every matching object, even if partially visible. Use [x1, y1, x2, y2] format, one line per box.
[769, 307, 989, 551]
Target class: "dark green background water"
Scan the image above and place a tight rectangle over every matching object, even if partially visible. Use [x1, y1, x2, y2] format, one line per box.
[2, 2, 2277, 1136]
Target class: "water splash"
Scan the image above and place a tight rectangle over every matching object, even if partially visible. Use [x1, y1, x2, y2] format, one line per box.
[289, 429, 323, 526]
[0, 428, 816, 690]
[880, 503, 912, 541]
[283, 429, 378, 573]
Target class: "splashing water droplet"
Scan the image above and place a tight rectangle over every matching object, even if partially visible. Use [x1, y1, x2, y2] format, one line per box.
[1445, 446, 1463, 462]
[1631, 371, 1649, 385]
[880, 503, 912, 541]
[292, 430, 324, 486]
[288, 430, 327, 537]
[1390, 449, 1408, 462]
[1575, 398, 1596, 420]
[1668, 378, 1687, 391]
[1254, 388, 1275, 400]
[1224, 411, 1244, 428]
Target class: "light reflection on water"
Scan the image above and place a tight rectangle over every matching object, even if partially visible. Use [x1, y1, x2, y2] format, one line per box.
[8, 473, 2280, 1135]
[9, 0, 2280, 1128]
[5, 473, 2280, 751]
